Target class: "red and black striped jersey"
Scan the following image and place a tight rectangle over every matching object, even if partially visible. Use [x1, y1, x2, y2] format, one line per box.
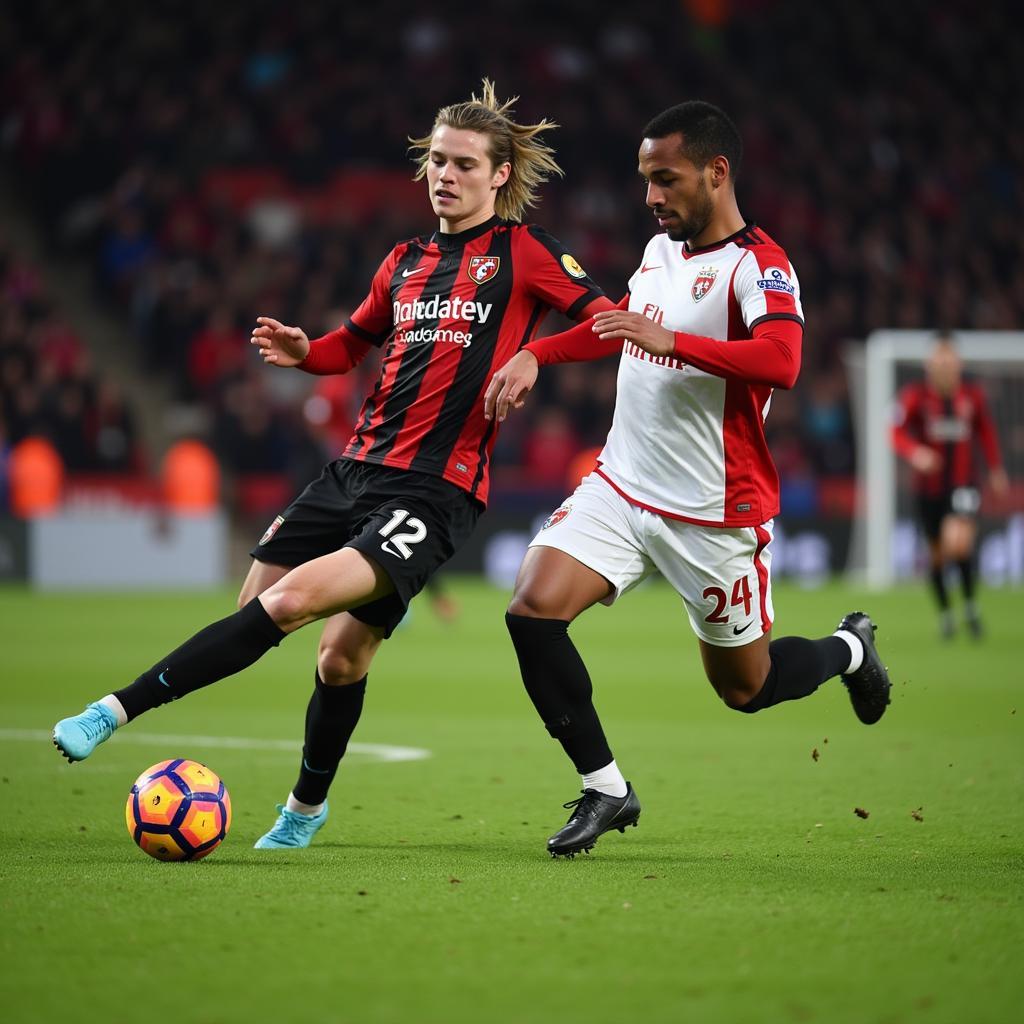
[302, 215, 606, 504]
[892, 379, 1002, 496]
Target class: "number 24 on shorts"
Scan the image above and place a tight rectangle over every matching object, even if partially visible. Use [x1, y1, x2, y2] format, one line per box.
[702, 576, 752, 624]
[378, 509, 428, 560]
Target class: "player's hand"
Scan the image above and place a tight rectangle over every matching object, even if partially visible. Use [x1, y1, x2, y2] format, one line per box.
[592, 310, 675, 357]
[990, 466, 1010, 496]
[484, 350, 538, 422]
[910, 446, 941, 474]
[250, 316, 310, 367]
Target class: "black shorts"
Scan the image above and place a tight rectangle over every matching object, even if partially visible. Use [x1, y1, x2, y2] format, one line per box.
[917, 487, 980, 541]
[251, 459, 482, 637]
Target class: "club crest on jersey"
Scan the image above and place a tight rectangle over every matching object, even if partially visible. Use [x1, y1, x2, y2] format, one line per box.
[468, 256, 500, 284]
[756, 267, 795, 294]
[561, 253, 587, 279]
[259, 515, 285, 545]
[691, 267, 718, 302]
[542, 504, 572, 530]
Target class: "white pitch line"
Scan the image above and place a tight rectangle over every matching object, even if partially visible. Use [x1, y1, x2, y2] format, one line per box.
[0, 728, 430, 763]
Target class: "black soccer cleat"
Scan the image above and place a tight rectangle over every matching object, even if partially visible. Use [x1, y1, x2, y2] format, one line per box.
[837, 611, 891, 725]
[547, 783, 641, 858]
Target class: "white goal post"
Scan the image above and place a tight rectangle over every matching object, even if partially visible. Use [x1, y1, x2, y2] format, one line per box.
[845, 330, 1024, 588]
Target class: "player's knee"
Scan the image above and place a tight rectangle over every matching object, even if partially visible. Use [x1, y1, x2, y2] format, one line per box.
[261, 587, 311, 628]
[318, 645, 369, 686]
[948, 535, 972, 561]
[720, 685, 761, 712]
[507, 588, 556, 620]
[708, 671, 766, 712]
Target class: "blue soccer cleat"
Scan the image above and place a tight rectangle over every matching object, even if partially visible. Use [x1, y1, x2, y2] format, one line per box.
[52, 702, 119, 763]
[253, 803, 329, 849]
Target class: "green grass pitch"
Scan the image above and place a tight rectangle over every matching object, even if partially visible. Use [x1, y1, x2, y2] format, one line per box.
[1, 578, 1021, 1023]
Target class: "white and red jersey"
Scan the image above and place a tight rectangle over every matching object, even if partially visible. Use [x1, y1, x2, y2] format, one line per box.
[596, 224, 803, 527]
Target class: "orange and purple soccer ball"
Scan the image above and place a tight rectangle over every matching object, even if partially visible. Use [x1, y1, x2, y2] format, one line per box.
[125, 759, 232, 861]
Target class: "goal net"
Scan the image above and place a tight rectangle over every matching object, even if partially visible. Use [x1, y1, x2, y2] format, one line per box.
[845, 330, 1024, 588]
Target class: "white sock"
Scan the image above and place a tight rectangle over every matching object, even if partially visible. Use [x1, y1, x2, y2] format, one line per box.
[286, 792, 325, 817]
[833, 630, 864, 674]
[581, 760, 628, 798]
[98, 694, 127, 727]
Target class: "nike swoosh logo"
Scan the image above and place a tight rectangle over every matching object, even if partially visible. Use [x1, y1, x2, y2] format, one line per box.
[732, 622, 754, 636]
[303, 758, 331, 774]
[158, 670, 170, 687]
[640, 264, 662, 273]
[402, 267, 426, 277]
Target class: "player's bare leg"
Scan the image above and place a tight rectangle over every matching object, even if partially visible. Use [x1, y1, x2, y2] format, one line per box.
[942, 513, 982, 637]
[257, 547, 393, 631]
[54, 548, 394, 763]
[237, 559, 290, 607]
[506, 547, 641, 858]
[699, 618, 890, 725]
[256, 612, 385, 849]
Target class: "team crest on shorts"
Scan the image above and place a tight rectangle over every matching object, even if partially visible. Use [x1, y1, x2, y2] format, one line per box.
[468, 256, 500, 284]
[258, 515, 285, 545]
[542, 504, 572, 530]
[691, 267, 718, 302]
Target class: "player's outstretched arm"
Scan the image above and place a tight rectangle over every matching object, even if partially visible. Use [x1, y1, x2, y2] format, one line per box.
[594, 310, 803, 389]
[592, 309, 673, 356]
[484, 295, 622, 422]
[250, 316, 311, 367]
[253, 318, 373, 376]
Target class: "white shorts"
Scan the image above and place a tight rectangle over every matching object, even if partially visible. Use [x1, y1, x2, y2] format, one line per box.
[530, 473, 774, 647]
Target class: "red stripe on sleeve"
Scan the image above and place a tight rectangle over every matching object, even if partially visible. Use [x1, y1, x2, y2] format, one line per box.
[524, 294, 626, 365]
[671, 318, 802, 388]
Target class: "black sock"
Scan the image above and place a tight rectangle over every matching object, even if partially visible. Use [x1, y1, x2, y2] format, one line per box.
[739, 635, 851, 714]
[930, 566, 950, 611]
[505, 613, 613, 774]
[957, 559, 976, 602]
[291, 673, 367, 806]
[114, 599, 286, 722]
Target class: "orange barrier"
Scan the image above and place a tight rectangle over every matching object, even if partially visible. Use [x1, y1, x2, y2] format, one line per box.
[566, 446, 603, 491]
[162, 440, 220, 513]
[9, 436, 64, 517]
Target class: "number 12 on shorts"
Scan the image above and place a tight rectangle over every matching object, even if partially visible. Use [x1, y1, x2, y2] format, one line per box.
[378, 509, 427, 560]
[703, 576, 752, 624]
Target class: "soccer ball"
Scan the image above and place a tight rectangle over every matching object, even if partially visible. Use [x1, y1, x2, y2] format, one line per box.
[125, 759, 232, 861]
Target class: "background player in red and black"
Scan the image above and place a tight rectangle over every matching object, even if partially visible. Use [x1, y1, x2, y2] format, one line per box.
[892, 333, 1008, 638]
[52, 82, 614, 850]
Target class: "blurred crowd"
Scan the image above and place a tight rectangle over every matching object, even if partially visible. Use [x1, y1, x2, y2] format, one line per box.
[0, 242, 142, 508]
[1, 0, 1020, 509]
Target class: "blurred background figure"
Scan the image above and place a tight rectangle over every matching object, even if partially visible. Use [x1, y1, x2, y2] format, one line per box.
[892, 334, 1008, 637]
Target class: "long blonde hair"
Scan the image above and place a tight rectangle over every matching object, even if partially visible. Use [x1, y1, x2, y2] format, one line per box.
[409, 80, 562, 221]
